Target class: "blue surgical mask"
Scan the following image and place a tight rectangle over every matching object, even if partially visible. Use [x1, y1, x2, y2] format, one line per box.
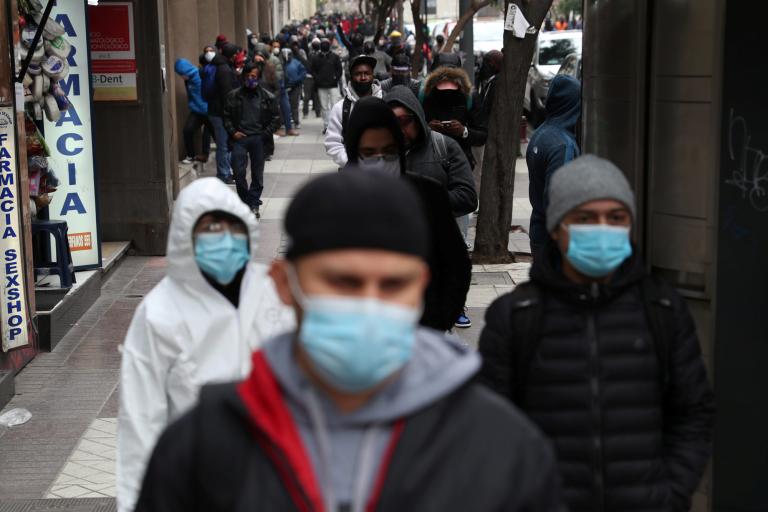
[288, 267, 420, 392]
[565, 224, 632, 278]
[195, 232, 250, 285]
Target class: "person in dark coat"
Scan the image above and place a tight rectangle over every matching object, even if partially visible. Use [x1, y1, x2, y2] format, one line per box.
[384, 85, 476, 217]
[341, 96, 472, 332]
[379, 54, 421, 96]
[478, 155, 714, 512]
[135, 171, 565, 512]
[207, 43, 239, 183]
[222, 63, 280, 217]
[310, 39, 343, 133]
[526, 74, 581, 258]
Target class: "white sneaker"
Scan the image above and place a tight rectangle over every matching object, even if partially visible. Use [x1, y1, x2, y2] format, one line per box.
[181, 157, 194, 164]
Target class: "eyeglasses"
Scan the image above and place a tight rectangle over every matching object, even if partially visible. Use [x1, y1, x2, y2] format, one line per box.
[396, 115, 416, 128]
[195, 221, 248, 236]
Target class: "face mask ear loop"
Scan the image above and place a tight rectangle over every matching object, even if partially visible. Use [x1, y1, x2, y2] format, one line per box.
[285, 263, 309, 309]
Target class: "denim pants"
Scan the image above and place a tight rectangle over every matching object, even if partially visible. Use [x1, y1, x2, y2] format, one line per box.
[231, 135, 265, 209]
[208, 115, 231, 181]
[279, 85, 292, 131]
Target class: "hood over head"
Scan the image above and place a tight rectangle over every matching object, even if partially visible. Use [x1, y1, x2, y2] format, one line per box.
[544, 74, 581, 131]
[174, 58, 198, 78]
[262, 329, 480, 426]
[384, 84, 430, 147]
[424, 64, 471, 97]
[342, 96, 406, 170]
[166, 177, 259, 285]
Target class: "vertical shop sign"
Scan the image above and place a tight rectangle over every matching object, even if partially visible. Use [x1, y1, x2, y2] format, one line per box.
[0, 108, 29, 351]
[44, 0, 100, 269]
[88, 2, 137, 102]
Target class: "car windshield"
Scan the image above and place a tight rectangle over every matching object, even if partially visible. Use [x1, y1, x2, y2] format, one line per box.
[474, 21, 503, 41]
[538, 36, 582, 65]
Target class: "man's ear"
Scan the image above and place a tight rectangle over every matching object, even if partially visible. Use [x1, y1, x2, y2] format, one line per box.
[269, 259, 296, 306]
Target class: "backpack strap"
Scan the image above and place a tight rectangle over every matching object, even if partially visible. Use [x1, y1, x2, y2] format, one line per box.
[507, 281, 544, 403]
[341, 97, 352, 138]
[640, 276, 676, 393]
[431, 131, 448, 162]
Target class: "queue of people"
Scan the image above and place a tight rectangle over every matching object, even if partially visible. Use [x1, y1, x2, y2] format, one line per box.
[127, 10, 713, 512]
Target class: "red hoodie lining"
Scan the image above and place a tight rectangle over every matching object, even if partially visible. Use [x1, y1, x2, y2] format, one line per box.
[237, 351, 325, 511]
[238, 350, 408, 512]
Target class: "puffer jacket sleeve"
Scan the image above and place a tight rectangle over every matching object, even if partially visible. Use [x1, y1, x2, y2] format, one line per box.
[117, 302, 172, 512]
[264, 90, 281, 135]
[663, 291, 715, 511]
[442, 136, 477, 216]
[324, 99, 348, 168]
[477, 293, 517, 400]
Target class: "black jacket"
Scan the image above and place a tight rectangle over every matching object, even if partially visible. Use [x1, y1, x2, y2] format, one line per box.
[207, 54, 237, 116]
[385, 85, 477, 217]
[380, 76, 421, 97]
[310, 51, 343, 88]
[422, 66, 487, 168]
[222, 86, 280, 137]
[405, 173, 471, 331]
[135, 353, 565, 512]
[478, 243, 715, 512]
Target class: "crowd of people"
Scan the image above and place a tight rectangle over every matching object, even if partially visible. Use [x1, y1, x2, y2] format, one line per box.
[130, 10, 714, 512]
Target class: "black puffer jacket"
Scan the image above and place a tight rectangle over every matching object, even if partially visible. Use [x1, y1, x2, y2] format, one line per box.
[478, 242, 714, 512]
[385, 85, 477, 217]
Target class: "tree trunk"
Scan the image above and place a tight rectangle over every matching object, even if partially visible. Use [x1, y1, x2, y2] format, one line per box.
[410, 0, 427, 77]
[396, 0, 404, 31]
[473, 0, 553, 263]
[441, 0, 492, 52]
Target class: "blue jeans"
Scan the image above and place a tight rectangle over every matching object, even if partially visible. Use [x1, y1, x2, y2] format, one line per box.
[231, 135, 265, 208]
[279, 85, 292, 131]
[208, 115, 231, 181]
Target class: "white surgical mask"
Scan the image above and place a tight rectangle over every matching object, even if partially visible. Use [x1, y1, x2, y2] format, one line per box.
[356, 155, 401, 177]
[204, 51, 216, 62]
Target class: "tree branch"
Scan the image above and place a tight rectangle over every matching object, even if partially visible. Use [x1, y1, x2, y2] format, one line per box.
[441, 0, 493, 51]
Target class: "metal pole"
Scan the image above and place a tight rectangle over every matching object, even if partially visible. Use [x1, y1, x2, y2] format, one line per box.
[458, 0, 474, 84]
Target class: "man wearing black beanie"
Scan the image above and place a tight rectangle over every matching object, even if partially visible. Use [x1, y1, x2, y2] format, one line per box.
[135, 172, 565, 512]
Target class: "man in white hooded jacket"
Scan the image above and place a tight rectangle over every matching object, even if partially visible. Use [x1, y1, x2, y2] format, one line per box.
[116, 177, 295, 512]
[324, 54, 383, 168]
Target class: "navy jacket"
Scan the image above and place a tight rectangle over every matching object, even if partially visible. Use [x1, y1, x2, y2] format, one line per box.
[526, 75, 581, 246]
[174, 58, 207, 115]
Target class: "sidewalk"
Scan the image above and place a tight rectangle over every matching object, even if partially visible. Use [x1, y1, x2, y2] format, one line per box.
[0, 114, 533, 509]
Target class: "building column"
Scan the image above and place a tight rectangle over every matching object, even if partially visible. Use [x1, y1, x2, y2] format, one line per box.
[219, 0, 236, 43]
[197, 0, 221, 47]
[234, 0, 249, 47]
[247, 0, 259, 33]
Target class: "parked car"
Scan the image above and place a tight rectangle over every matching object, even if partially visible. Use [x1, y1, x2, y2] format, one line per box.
[473, 19, 504, 55]
[557, 53, 582, 79]
[524, 30, 582, 127]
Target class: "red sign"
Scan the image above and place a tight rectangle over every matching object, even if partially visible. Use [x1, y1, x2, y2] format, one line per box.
[88, 2, 137, 101]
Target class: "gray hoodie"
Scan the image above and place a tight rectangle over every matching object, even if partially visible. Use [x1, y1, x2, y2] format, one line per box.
[262, 328, 479, 512]
[384, 85, 477, 216]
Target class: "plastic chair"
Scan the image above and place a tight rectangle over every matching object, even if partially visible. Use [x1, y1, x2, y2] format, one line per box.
[32, 220, 76, 289]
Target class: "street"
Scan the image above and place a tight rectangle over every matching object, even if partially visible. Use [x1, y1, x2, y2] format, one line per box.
[0, 114, 535, 509]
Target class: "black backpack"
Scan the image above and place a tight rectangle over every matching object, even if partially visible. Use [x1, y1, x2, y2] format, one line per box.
[506, 276, 676, 403]
[341, 97, 353, 137]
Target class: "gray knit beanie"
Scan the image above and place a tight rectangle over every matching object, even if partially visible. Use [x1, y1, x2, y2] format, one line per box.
[545, 154, 636, 232]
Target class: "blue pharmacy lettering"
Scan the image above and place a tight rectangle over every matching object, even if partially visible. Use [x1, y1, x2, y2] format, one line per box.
[60, 193, 86, 215]
[68, 162, 77, 185]
[57, 133, 84, 156]
[58, 75, 80, 96]
[55, 15, 77, 37]
[56, 104, 82, 127]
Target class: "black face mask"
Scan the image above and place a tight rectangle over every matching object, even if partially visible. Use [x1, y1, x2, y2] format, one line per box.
[432, 89, 465, 107]
[351, 80, 372, 97]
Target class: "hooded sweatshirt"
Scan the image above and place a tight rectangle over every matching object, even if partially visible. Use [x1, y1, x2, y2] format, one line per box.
[324, 80, 383, 168]
[262, 330, 479, 510]
[134, 329, 566, 511]
[385, 85, 477, 216]
[116, 178, 295, 512]
[525, 74, 581, 246]
[174, 58, 207, 115]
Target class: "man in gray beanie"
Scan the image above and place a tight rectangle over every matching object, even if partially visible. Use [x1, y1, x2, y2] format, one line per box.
[478, 154, 714, 512]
